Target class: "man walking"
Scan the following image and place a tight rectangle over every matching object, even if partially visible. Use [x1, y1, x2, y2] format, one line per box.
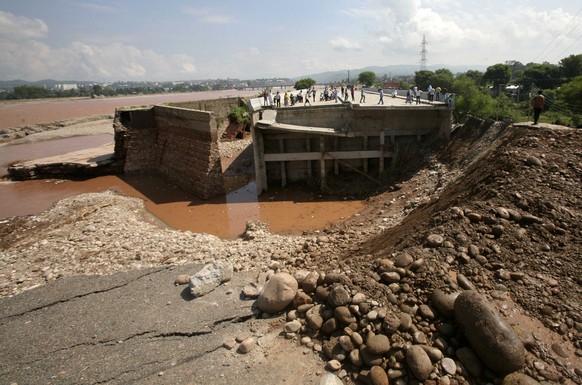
[531, 90, 545, 125]
[359, 87, 365, 103]
[377, 88, 384, 105]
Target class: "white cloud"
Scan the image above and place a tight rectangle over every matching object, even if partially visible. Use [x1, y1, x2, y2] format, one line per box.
[183, 6, 237, 24]
[0, 11, 48, 41]
[330, 37, 362, 51]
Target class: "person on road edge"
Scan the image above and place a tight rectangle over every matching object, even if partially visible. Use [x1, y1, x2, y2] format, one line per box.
[531, 90, 545, 125]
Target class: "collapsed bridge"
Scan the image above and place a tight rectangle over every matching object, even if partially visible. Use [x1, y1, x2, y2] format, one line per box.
[252, 100, 452, 193]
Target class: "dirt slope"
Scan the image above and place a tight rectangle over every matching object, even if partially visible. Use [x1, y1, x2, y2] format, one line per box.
[344, 117, 581, 382]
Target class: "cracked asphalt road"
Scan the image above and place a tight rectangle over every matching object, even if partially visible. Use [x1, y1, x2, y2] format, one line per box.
[0, 265, 322, 384]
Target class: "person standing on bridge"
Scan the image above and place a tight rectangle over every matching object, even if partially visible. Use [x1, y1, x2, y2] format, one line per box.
[531, 90, 545, 125]
[377, 88, 384, 105]
[359, 87, 366, 103]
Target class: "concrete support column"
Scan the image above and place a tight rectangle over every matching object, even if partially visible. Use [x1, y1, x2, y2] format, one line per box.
[319, 136, 326, 191]
[306, 138, 312, 177]
[363, 136, 368, 173]
[379, 131, 385, 175]
[279, 139, 286, 187]
[333, 137, 339, 175]
[252, 126, 267, 193]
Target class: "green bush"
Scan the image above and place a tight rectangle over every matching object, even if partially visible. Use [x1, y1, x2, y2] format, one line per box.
[228, 106, 251, 126]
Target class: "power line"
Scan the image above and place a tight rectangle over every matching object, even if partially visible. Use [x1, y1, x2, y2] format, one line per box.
[552, 30, 582, 63]
[533, 7, 582, 63]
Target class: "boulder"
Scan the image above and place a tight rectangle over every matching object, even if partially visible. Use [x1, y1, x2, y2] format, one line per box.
[454, 290, 525, 374]
[256, 273, 298, 313]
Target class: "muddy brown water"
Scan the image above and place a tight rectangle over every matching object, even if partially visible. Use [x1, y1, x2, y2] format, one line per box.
[0, 91, 365, 238]
[0, 173, 364, 239]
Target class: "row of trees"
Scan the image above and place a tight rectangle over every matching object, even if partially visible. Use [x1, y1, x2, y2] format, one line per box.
[0, 80, 239, 101]
[353, 54, 582, 126]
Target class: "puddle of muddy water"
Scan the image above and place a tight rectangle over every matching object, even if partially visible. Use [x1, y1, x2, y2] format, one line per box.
[0, 135, 365, 238]
[0, 175, 364, 239]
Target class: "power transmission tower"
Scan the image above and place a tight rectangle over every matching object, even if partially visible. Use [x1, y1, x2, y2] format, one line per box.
[420, 34, 428, 71]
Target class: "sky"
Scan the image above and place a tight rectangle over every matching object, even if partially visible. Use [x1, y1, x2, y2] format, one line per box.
[0, 0, 580, 82]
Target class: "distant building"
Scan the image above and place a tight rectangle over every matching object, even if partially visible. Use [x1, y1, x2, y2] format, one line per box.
[383, 80, 399, 89]
[57, 83, 78, 91]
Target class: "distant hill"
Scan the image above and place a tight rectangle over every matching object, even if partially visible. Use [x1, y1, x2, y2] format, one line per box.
[296, 64, 488, 84]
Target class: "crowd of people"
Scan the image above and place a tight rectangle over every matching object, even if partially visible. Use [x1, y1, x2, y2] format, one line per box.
[260, 84, 453, 108]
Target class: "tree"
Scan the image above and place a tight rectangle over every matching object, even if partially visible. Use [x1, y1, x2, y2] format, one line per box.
[559, 54, 582, 80]
[358, 71, 377, 87]
[518, 63, 562, 90]
[413, 70, 434, 90]
[294, 78, 316, 90]
[483, 64, 511, 88]
[451, 77, 496, 123]
[463, 70, 484, 85]
[92, 84, 103, 96]
[557, 75, 582, 115]
[10, 85, 52, 99]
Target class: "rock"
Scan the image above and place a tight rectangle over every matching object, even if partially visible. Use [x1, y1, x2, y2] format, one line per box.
[441, 357, 456, 375]
[370, 365, 389, 385]
[329, 285, 351, 307]
[455, 347, 483, 377]
[502, 372, 540, 385]
[466, 212, 482, 223]
[293, 291, 313, 307]
[431, 289, 458, 318]
[426, 234, 444, 247]
[361, 347, 383, 367]
[366, 334, 391, 355]
[284, 320, 302, 333]
[352, 292, 366, 304]
[237, 337, 256, 353]
[380, 271, 401, 284]
[495, 207, 511, 219]
[526, 155, 543, 167]
[418, 304, 435, 320]
[306, 305, 324, 330]
[242, 284, 261, 298]
[334, 306, 356, 324]
[256, 272, 298, 313]
[321, 317, 338, 335]
[406, 345, 433, 380]
[457, 274, 476, 290]
[521, 214, 542, 224]
[339, 335, 355, 352]
[235, 331, 251, 343]
[394, 252, 414, 267]
[326, 359, 342, 371]
[550, 342, 569, 358]
[454, 290, 525, 374]
[174, 274, 190, 285]
[188, 260, 233, 298]
[349, 349, 363, 367]
[399, 313, 413, 331]
[322, 272, 351, 286]
[302, 271, 319, 294]
[319, 373, 344, 385]
[420, 345, 443, 362]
